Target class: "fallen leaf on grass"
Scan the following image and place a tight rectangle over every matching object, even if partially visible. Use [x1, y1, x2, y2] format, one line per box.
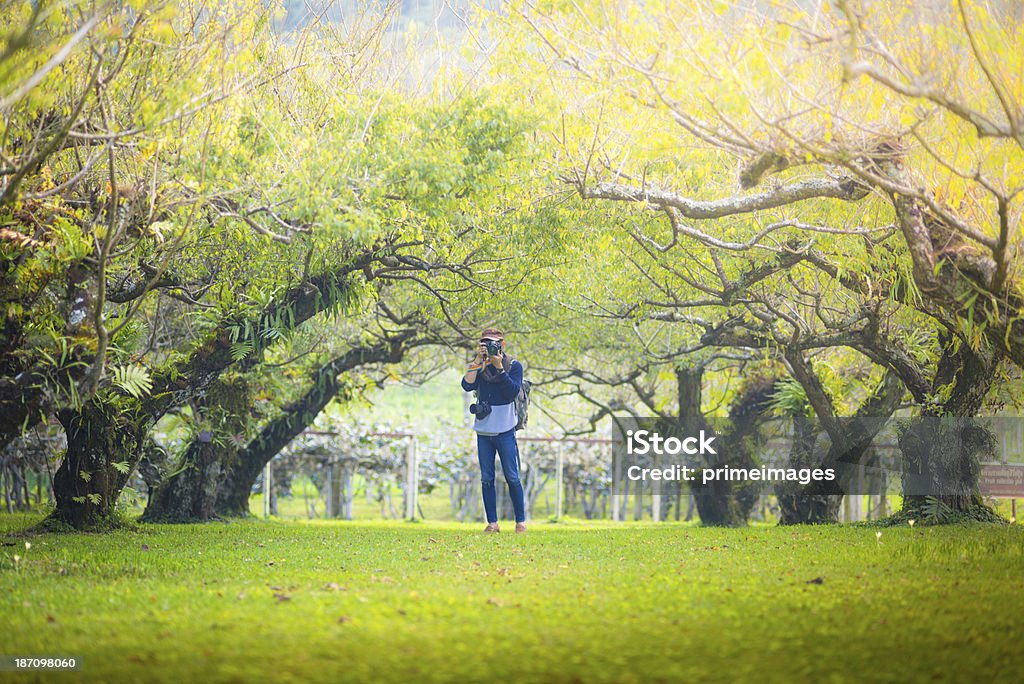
[128, 654, 157, 664]
[806, 577, 824, 585]
[273, 593, 291, 602]
[324, 582, 346, 591]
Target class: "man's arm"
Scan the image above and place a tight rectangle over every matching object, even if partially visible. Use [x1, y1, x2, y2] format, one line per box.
[492, 360, 522, 402]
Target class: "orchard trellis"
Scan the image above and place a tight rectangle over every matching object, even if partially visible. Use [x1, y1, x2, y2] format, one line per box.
[255, 431, 866, 523]
[260, 430, 616, 522]
[253, 423, 1024, 524]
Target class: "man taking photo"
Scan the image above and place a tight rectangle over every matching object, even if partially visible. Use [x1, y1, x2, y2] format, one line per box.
[461, 327, 527, 533]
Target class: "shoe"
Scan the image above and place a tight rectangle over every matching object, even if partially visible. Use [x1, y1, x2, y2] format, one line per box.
[484, 523, 500, 533]
[515, 523, 527, 533]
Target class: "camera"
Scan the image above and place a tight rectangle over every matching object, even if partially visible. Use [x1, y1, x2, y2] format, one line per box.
[483, 339, 501, 356]
[469, 401, 492, 419]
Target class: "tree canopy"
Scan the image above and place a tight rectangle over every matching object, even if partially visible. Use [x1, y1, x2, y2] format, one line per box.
[2, 0, 1022, 528]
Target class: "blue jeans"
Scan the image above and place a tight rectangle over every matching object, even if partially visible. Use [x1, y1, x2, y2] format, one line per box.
[477, 429, 526, 523]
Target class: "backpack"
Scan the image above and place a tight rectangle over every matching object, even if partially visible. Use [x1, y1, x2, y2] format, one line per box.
[514, 379, 531, 431]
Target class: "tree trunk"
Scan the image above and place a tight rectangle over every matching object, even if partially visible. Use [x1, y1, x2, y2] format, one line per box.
[687, 426, 760, 526]
[776, 413, 842, 524]
[140, 438, 225, 523]
[214, 446, 268, 518]
[778, 364, 904, 525]
[690, 476, 756, 526]
[777, 489, 842, 525]
[899, 342, 1000, 519]
[49, 404, 149, 530]
[675, 367, 774, 526]
[898, 418, 987, 515]
[676, 367, 747, 526]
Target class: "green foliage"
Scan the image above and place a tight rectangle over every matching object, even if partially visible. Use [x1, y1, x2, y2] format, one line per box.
[922, 496, 957, 525]
[768, 378, 813, 418]
[230, 341, 255, 362]
[111, 365, 154, 399]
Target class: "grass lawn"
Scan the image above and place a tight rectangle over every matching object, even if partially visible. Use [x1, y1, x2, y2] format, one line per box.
[2, 514, 1022, 683]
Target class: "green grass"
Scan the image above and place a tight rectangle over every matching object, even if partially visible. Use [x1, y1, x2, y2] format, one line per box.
[2, 514, 1022, 683]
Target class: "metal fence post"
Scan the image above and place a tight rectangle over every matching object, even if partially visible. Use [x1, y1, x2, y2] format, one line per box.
[609, 434, 622, 521]
[263, 461, 271, 519]
[555, 442, 564, 520]
[405, 436, 418, 520]
[651, 448, 661, 522]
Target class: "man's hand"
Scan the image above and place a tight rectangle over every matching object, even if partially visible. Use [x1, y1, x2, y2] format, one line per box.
[465, 343, 487, 375]
[488, 350, 504, 368]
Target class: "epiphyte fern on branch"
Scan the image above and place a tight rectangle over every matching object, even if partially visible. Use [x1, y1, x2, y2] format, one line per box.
[111, 364, 153, 398]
